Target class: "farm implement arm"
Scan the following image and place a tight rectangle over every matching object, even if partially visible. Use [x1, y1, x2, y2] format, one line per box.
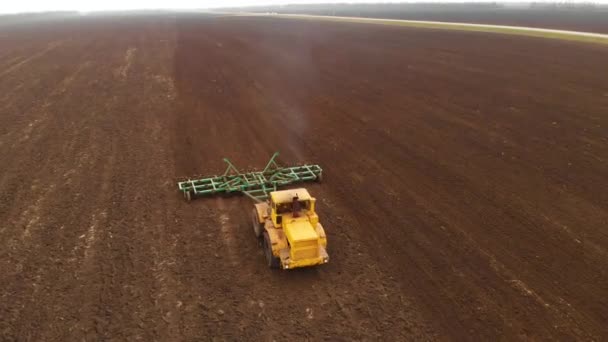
[177, 152, 323, 202]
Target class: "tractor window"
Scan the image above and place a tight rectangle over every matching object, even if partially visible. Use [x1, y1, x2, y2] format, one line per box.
[276, 203, 292, 214]
[275, 201, 309, 214]
[300, 200, 310, 210]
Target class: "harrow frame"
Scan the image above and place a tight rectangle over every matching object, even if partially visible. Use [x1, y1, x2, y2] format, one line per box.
[177, 152, 322, 202]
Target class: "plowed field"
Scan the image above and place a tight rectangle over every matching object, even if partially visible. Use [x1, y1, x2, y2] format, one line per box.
[1, 14, 608, 340]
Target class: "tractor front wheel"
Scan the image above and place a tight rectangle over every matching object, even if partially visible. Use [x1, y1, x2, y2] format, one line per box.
[263, 232, 280, 269]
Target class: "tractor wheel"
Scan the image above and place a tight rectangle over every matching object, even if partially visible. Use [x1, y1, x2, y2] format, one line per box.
[263, 232, 280, 269]
[252, 208, 263, 238]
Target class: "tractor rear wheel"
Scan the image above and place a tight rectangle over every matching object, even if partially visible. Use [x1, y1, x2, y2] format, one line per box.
[252, 208, 263, 238]
[263, 232, 280, 269]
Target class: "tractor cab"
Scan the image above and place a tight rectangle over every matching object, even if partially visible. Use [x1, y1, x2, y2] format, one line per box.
[269, 189, 317, 227]
[252, 187, 328, 269]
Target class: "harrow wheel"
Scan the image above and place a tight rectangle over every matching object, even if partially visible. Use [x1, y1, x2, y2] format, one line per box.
[184, 190, 191, 202]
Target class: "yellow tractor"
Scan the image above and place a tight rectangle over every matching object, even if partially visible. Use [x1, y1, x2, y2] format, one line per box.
[178, 152, 328, 270]
[252, 188, 328, 269]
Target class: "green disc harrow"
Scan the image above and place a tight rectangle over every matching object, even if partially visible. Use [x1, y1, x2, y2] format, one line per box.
[177, 152, 322, 202]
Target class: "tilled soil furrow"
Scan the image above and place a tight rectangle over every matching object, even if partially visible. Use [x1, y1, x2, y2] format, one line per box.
[2, 14, 608, 341]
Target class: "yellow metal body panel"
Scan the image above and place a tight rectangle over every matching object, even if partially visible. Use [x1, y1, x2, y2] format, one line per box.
[284, 218, 317, 241]
[270, 204, 280, 227]
[316, 222, 327, 248]
[306, 210, 319, 227]
[284, 219, 319, 262]
[281, 246, 328, 269]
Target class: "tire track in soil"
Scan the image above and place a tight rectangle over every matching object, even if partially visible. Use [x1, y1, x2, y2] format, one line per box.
[0, 40, 93, 188]
[283, 20, 608, 339]
[310, 100, 603, 339]
[0, 41, 63, 78]
[214, 199, 241, 267]
[0, 18, 181, 341]
[172, 16, 608, 340]
[0, 36, 119, 340]
[0, 32, 104, 302]
[171, 17, 437, 340]
[63, 20, 183, 341]
[2, 14, 608, 341]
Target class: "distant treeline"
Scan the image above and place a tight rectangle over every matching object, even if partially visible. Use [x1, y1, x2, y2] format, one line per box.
[222, 2, 608, 15]
[218, 2, 608, 33]
[240, 3, 503, 13]
[0, 11, 80, 26]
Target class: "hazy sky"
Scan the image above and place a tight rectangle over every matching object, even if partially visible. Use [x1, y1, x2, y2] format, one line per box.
[1, 0, 606, 14]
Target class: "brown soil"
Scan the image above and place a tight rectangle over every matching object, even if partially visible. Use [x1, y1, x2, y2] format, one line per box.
[1, 14, 608, 341]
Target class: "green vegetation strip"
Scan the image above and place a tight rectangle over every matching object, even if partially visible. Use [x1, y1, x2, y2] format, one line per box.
[276, 14, 608, 45]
